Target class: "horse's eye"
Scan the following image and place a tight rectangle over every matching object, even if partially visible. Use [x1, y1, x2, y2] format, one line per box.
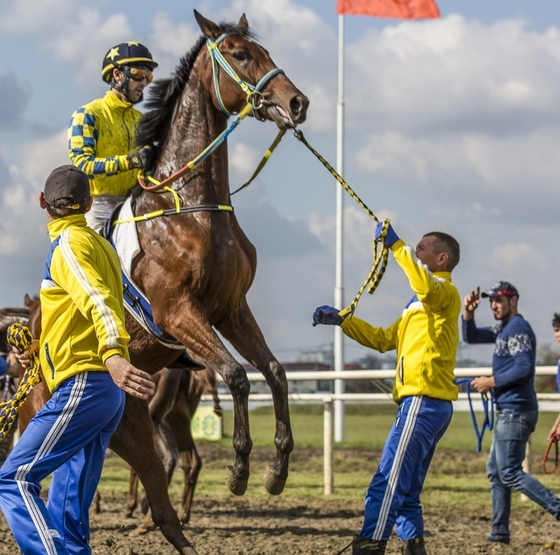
[232, 51, 247, 62]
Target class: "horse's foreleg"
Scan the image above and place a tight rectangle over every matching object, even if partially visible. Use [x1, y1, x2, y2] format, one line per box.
[109, 395, 199, 555]
[158, 310, 252, 495]
[218, 300, 293, 495]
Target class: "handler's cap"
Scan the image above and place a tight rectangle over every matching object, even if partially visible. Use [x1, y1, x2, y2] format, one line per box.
[44, 165, 90, 209]
[481, 281, 519, 299]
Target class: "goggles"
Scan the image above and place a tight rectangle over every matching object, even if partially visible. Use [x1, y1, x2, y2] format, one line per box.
[124, 66, 153, 83]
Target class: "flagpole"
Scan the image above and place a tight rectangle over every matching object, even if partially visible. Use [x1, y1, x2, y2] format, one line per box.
[334, 12, 345, 443]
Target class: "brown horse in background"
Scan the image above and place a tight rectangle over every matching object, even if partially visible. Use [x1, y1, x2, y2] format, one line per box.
[9, 10, 308, 555]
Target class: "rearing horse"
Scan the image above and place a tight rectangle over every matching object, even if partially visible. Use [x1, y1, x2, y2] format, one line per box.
[126, 10, 308, 496]
[6, 11, 308, 555]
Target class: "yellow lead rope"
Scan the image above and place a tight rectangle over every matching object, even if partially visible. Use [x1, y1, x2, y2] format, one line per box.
[293, 129, 391, 319]
[0, 323, 41, 441]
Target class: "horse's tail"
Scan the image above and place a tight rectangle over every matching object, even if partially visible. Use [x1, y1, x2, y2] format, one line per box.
[0, 323, 41, 441]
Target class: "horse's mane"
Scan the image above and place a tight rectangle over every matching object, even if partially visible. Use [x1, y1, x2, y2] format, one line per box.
[137, 22, 256, 162]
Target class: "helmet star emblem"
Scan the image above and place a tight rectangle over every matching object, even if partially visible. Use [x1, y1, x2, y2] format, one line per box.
[106, 47, 120, 61]
[127, 41, 140, 46]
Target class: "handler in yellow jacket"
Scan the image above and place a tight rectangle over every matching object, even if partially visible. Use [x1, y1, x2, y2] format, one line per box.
[313, 224, 461, 555]
[0, 165, 155, 555]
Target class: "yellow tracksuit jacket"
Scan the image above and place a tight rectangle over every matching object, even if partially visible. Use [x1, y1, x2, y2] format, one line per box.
[40, 214, 130, 393]
[67, 91, 141, 197]
[341, 239, 460, 403]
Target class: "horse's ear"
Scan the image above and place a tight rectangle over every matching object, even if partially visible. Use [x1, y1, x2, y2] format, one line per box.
[238, 13, 249, 31]
[193, 10, 221, 40]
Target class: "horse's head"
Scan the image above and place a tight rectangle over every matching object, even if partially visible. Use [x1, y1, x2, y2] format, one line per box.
[194, 10, 309, 129]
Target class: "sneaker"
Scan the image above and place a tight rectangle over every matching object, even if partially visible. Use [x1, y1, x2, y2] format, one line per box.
[352, 536, 387, 555]
[402, 536, 427, 555]
[486, 533, 509, 544]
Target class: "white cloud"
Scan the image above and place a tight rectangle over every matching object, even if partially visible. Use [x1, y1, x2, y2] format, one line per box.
[229, 142, 259, 176]
[345, 15, 560, 132]
[0, 0, 80, 34]
[355, 127, 560, 222]
[488, 241, 550, 276]
[0, 130, 67, 255]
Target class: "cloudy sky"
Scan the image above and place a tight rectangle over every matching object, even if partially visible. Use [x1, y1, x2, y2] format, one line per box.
[2, 0, 560, 366]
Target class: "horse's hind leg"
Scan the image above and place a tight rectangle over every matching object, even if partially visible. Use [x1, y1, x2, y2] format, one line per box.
[218, 299, 293, 495]
[125, 468, 139, 518]
[109, 395, 199, 555]
[165, 407, 201, 524]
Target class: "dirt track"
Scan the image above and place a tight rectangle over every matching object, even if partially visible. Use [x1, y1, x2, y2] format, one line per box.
[1, 446, 560, 553]
[1, 493, 560, 554]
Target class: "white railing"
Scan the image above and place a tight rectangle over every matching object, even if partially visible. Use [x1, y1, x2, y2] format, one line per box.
[202, 366, 559, 494]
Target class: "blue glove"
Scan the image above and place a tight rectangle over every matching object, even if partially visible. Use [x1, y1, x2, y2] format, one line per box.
[375, 221, 399, 248]
[313, 305, 343, 327]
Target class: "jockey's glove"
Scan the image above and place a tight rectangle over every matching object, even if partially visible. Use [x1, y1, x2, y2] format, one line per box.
[127, 145, 154, 169]
[313, 305, 343, 327]
[375, 221, 399, 249]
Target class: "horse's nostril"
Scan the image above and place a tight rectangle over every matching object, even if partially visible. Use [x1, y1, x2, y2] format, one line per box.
[290, 95, 309, 118]
[290, 96, 302, 115]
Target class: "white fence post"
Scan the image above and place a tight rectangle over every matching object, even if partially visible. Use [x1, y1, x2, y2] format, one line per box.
[324, 398, 334, 495]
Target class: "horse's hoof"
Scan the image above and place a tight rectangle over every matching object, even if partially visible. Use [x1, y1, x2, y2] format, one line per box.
[263, 464, 287, 495]
[130, 524, 153, 536]
[184, 548, 199, 555]
[225, 465, 248, 495]
[179, 509, 191, 525]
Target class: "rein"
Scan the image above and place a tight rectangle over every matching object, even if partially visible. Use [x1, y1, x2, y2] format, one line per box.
[455, 378, 494, 452]
[136, 102, 254, 193]
[543, 435, 559, 475]
[292, 128, 391, 318]
[0, 323, 41, 441]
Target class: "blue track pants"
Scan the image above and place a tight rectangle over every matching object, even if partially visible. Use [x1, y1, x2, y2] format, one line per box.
[0, 371, 125, 555]
[360, 395, 453, 542]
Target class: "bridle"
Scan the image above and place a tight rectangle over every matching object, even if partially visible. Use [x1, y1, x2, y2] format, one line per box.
[136, 31, 285, 193]
[207, 33, 285, 119]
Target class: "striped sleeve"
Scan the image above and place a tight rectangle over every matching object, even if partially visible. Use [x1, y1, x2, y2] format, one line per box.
[341, 316, 400, 353]
[52, 229, 129, 360]
[391, 240, 455, 310]
[67, 108, 130, 177]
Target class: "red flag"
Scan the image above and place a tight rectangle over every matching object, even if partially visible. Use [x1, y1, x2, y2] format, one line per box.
[337, 0, 440, 19]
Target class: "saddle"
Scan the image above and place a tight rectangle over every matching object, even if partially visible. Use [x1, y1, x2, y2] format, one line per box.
[104, 198, 186, 351]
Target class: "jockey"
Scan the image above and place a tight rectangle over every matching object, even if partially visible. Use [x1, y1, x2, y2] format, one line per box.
[68, 42, 203, 371]
[68, 41, 158, 233]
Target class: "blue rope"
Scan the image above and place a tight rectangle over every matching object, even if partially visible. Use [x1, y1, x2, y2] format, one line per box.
[455, 377, 494, 452]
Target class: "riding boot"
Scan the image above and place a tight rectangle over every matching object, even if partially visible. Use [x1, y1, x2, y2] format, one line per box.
[168, 350, 205, 371]
[352, 535, 387, 554]
[402, 536, 427, 555]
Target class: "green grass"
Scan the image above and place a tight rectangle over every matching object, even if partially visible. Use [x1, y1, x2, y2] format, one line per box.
[95, 404, 560, 513]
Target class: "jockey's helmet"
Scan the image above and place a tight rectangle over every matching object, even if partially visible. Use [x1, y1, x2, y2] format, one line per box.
[101, 42, 158, 83]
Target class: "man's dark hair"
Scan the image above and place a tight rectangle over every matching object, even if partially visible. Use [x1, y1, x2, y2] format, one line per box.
[423, 231, 460, 271]
[553, 313, 560, 330]
[45, 198, 88, 219]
